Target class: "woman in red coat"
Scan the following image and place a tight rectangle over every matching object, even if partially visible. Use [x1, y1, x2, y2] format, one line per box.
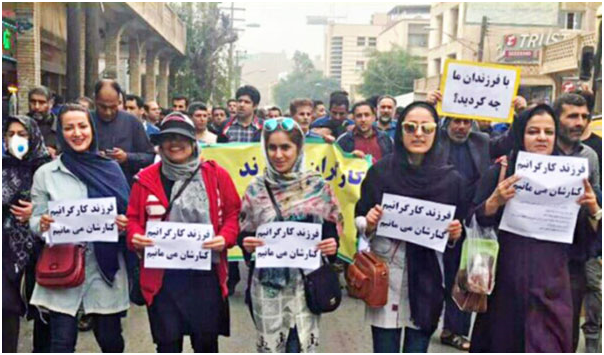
[126, 113, 241, 352]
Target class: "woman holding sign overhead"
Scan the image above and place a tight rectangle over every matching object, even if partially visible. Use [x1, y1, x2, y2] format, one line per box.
[29, 104, 131, 352]
[355, 101, 465, 353]
[126, 112, 241, 353]
[239, 117, 343, 352]
[469, 104, 600, 353]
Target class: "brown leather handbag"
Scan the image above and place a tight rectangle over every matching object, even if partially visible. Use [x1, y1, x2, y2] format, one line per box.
[36, 244, 85, 288]
[346, 250, 389, 307]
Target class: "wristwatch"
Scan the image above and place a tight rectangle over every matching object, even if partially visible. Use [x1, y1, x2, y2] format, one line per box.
[589, 209, 602, 222]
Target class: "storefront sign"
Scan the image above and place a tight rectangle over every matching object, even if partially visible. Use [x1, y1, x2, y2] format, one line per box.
[498, 32, 567, 63]
[2, 20, 17, 61]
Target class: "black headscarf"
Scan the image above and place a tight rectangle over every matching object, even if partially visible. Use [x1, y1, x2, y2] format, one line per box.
[390, 101, 457, 196]
[507, 103, 559, 176]
[56, 105, 130, 283]
[2, 116, 51, 280]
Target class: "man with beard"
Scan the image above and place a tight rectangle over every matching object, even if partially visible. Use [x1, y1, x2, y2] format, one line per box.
[27, 86, 59, 158]
[375, 95, 397, 139]
[210, 106, 229, 134]
[437, 116, 491, 350]
[554, 93, 602, 353]
[336, 101, 393, 163]
[310, 92, 353, 143]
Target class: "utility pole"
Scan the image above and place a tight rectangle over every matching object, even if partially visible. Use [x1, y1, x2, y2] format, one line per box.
[228, 3, 234, 97]
[477, 15, 487, 62]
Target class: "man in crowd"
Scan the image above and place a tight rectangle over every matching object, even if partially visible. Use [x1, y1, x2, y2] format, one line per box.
[439, 116, 491, 350]
[172, 95, 189, 113]
[227, 98, 238, 119]
[27, 86, 59, 158]
[125, 94, 159, 138]
[290, 99, 321, 139]
[143, 100, 162, 127]
[336, 101, 393, 163]
[219, 85, 263, 143]
[77, 96, 95, 111]
[553, 93, 602, 353]
[188, 102, 217, 144]
[311, 92, 353, 143]
[313, 99, 326, 121]
[267, 106, 282, 119]
[375, 95, 397, 139]
[93, 79, 155, 186]
[577, 89, 602, 177]
[210, 106, 228, 134]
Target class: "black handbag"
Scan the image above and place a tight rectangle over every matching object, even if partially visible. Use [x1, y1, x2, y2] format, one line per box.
[264, 180, 342, 315]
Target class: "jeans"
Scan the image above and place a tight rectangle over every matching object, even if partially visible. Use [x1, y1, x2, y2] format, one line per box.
[33, 315, 51, 353]
[2, 312, 20, 353]
[49, 311, 124, 353]
[156, 333, 218, 353]
[371, 326, 433, 353]
[582, 257, 602, 353]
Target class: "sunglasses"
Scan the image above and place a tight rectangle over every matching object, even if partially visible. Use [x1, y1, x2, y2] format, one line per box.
[264, 117, 295, 132]
[401, 122, 437, 135]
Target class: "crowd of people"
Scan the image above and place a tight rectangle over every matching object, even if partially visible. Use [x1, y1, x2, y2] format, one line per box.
[2, 78, 602, 353]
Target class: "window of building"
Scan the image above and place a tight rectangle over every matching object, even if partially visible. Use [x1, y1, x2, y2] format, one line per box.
[368, 37, 377, 46]
[408, 33, 428, 47]
[357, 36, 366, 46]
[355, 61, 365, 71]
[560, 11, 583, 30]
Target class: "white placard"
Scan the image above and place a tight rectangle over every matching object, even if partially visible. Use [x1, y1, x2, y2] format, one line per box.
[439, 59, 520, 122]
[144, 221, 214, 270]
[500, 151, 588, 244]
[377, 194, 456, 252]
[255, 222, 322, 270]
[48, 197, 118, 244]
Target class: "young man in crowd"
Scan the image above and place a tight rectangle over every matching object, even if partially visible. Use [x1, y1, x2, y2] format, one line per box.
[125, 94, 159, 138]
[227, 98, 238, 119]
[93, 79, 155, 186]
[310, 92, 353, 143]
[219, 85, 263, 143]
[267, 106, 282, 119]
[27, 86, 59, 158]
[188, 102, 217, 144]
[209, 106, 229, 134]
[553, 93, 602, 354]
[143, 100, 162, 127]
[172, 95, 189, 113]
[312, 99, 326, 122]
[336, 101, 393, 163]
[375, 95, 397, 139]
[290, 98, 322, 139]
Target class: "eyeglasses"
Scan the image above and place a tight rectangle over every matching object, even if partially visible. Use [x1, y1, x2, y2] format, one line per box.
[264, 117, 295, 132]
[401, 122, 437, 135]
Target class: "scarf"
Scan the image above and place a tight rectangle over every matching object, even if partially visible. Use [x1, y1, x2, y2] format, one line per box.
[158, 142, 211, 228]
[2, 116, 51, 280]
[240, 121, 343, 289]
[57, 110, 130, 283]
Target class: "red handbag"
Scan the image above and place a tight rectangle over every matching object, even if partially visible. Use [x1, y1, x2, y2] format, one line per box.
[36, 244, 85, 288]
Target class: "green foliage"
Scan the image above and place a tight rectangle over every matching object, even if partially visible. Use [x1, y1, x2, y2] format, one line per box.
[359, 46, 424, 98]
[272, 51, 341, 111]
[171, 2, 236, 104]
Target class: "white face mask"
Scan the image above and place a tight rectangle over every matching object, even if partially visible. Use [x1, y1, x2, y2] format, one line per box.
[8, 135, 29, 160]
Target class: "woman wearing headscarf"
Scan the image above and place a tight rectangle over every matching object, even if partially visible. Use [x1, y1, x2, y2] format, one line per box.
[355, 102, 465, 353]
[469, 104, 600, 352]
[2, 115, 51, 352]
[30, 104, 131, 352]
[127, 112, 241, 353]
[239, 117, 343, 353]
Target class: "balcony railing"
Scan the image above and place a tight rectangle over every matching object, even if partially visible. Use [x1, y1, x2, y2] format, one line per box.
[125, 2, 186, 54]
[540, 32, 596, 75]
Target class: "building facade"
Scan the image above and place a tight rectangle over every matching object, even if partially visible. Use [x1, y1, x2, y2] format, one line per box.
[2, 2, 186, 115]
[414, 2, 599, 103]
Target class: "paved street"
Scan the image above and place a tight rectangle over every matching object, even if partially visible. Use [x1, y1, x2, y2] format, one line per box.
[14, 270, 589, 353]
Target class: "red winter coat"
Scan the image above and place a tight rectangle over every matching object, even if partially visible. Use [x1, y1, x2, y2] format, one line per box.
[126, 160, 241, 306]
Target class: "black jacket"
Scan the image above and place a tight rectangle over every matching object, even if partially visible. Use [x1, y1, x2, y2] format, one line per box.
[336, 128, 393, 159]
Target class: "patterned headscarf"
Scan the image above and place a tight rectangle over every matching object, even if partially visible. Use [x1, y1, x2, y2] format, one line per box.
[2, 115, 51, 280]
[239, 119, 343, 289]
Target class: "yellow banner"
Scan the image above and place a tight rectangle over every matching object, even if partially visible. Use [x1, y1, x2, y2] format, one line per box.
[201, 140, 371, 262]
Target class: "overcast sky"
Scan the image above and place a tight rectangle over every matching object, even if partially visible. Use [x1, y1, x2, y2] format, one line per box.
[231, 2, 401, 60]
